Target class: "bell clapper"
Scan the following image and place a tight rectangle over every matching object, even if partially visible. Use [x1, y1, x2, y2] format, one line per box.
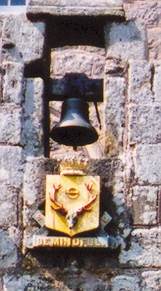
[94, 101, 101, 130]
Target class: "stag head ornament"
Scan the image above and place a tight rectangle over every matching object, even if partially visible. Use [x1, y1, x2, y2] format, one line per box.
[45, 160, 100, 237]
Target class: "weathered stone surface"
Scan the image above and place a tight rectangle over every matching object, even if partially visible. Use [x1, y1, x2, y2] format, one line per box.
[23, 157, 46, 205]
[0, 146, 23, 188]
[50, 47, 105, 79]
[0, 230, 18, 270]
[27, 0, 124, 17]
[8, 226, 22, 249]
[23, 157, 46, 227]
[112, 191, 126, 217]
[111, 164, 126, 218]
[0, 278, 3, 291]
[3, 272, 110, 291]
[111, 275, 140, 291]
[2, 62, 24, 105]
[105, 58, 127, 76]
[129, 61, 151, 90]
[68, 275, 110, 291]
[0, 18, 4, 37]
[104, 76, 125, 152]
[120, 227, 161, 267]
[85, 102, 105, 158]
[2, 15, 45, 64]
[124, 1, 161, 26]
[154, 62, 161, 102]
[3, 274, 54, 291]
[148, 27, 161, 60]
[22, 78, 44, 156]
[0, 68, 2, 103]
[128, 105, 161, 144]
[134, 144, 161, 185]
[0, 105, 22, 145]
[141, 271, 161, 290]
[0, 185, 18, 228]
[128, 60, 153, 104]
[132, 186, 157, 225]
[29, 0, 123, 5]
[106, 22, 146, 61]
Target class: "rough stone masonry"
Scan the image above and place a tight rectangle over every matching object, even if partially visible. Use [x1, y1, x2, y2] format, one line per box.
[0, 0, 161, 290]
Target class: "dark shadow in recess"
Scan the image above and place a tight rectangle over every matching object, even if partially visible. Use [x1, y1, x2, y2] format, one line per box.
[49, 73, 103, 102]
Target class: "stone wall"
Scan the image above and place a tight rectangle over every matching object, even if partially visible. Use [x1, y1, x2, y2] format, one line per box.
[0, 0, 161, 290]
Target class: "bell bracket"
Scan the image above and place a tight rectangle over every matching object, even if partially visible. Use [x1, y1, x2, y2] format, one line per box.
[49, 73, 103, 102]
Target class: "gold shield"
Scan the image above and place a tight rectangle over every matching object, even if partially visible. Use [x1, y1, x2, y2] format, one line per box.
[45, 174, 100, 237]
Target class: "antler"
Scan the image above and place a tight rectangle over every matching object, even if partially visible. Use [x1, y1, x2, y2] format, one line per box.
[77, 183, 97, 214]
[49, 184, 67, 214]
[49, 182, 97, 230]
[85, 183, 93, 193]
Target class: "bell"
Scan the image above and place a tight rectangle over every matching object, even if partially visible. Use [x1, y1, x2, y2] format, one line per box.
[50, 98, 98, 147]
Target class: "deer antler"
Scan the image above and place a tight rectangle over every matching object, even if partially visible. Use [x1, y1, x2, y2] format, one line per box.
[85, 183, 93, 193]
[49, 184, 67, 215]
[77, 183, 97, 214]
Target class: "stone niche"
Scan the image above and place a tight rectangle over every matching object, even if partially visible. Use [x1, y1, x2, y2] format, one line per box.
[26, 0, 125, 160]
[23, 0, 128, 252]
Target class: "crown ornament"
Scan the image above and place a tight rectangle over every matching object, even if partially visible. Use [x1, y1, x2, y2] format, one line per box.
[60, 159, 88, 176]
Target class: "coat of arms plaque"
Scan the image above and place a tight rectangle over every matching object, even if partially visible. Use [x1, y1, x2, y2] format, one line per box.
[45, 161, 100, 237]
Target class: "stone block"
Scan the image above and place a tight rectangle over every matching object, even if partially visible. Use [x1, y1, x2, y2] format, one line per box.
[158, 190, 161, 224]
[119, 227, 161, 267]
[0, 230, 18, 270]
[27, 0, 124, 17]
[141, 271, 161, 290]
[112, 192, 126, 216]
[128, 60, 153, 104]
[124, 1, 161, 26]
[128, 105, 161, 144]
[111, 165, 126, 217]
[2, 15, 46, 64]
[23, 78, 44, 156]
[104, 76, 125, 148]
[154, 62, 161, 102]
[148, 27, 161, 60]
[132, 186, 157, 225]
[23, 156, 46, 205]
[68, 276, 109, 291]
[0, 278, 3, 291]
[111, 275, 140, 291]
[23, 157, 47, 226]
[134, 144, 161, 185]
[29, 0, 123, 6]
[0, 105, 22, 145]
[106, 21, 146, 61]
[50, 47, 105, 78]
[2, 62, 24, 105]
[0, 185, 18, 228]
[0, 67, 2, 103]
[0, 18, 3, 38]
[0, 146, 23, 188]
[3, 274, 53, 291]
[8, 226, 22, 249]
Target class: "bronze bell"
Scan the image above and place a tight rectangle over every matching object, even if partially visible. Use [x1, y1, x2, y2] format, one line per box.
[50, 98, 98, 147]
